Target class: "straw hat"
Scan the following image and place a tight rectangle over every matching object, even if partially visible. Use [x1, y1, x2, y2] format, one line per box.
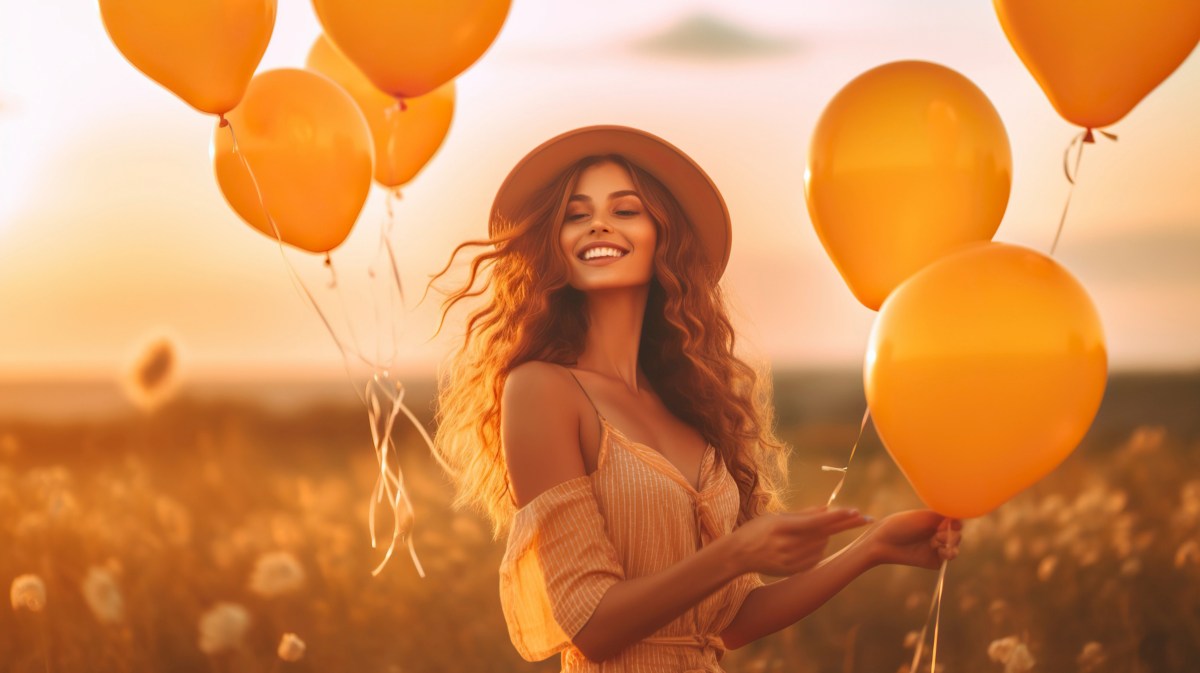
[489, 125, 732, 277]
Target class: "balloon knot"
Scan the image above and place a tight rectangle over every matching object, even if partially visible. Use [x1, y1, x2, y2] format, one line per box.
[1082, 128, 1095, 144]
[324, 252, 332, 267]
[218, 114, 229, 128]
[398, 98, 408, 112]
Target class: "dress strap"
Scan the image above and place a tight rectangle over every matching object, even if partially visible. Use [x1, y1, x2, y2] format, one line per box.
[562, 366, 605, 422]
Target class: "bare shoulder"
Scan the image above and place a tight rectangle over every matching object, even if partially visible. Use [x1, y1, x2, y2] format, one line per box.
[502, 361, 586, 509]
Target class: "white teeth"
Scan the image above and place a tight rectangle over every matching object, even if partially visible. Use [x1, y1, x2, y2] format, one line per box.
[581, 247, 627, 260]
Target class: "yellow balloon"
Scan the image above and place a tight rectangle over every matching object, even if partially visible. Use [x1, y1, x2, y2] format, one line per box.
[311, 0, 510, 100]
[994, 0, 1200, 129]
[806, 61, 1012, 312]
[211, 69, 373, 253]
[99, 0, 277, 115]
[865, 242, 1107, 519]
[306, 34, 455, 188]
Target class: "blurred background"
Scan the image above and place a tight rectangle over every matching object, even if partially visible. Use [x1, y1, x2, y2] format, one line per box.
[1, 2, 1198, 672]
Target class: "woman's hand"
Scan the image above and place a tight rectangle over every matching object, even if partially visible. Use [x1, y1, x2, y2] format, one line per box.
[729, 506, 873, 577]
[864, 510, 962, 569]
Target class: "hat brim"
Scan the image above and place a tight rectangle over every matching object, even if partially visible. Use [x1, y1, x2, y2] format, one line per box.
[490, 125, 731, 277]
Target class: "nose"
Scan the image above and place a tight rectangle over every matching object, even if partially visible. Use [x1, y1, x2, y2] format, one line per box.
[589, 219, 612, 233]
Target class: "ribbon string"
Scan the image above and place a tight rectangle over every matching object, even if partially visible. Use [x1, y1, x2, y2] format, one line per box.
[908, 559, 948, 673]
[822, 407, 871, 507]
[220, 119, 433, 577]
[1051, 127, 1118, 256]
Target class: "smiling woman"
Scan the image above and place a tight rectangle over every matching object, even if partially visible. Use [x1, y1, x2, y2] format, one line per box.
[423, 125, 960, 671]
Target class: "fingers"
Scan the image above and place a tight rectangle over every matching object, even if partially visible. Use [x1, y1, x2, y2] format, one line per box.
[786, 507, 865, 530]
[820, 514, 874, 536]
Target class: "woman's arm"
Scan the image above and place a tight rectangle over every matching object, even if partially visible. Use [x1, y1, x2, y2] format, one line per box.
[575, 532, 746, 661]
[718, 532, 875, 650]
[718, 511, 962, 650]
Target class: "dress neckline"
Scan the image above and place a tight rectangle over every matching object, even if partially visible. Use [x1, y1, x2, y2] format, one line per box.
[599, 415, 714, 493]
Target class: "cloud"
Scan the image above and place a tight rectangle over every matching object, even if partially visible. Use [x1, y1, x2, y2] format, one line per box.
[629, 11, 801, 61]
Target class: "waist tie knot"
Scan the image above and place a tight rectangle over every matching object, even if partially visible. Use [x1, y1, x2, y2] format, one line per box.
[641, 632, 726, 672]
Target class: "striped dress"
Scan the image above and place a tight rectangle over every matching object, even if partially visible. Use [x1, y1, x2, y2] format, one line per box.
[498, 371, 765, 672]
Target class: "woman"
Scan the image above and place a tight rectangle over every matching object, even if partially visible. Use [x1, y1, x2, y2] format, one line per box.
[429, 125, 962, 671]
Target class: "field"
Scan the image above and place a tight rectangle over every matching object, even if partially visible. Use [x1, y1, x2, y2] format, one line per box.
[2, 370, 1199, 673]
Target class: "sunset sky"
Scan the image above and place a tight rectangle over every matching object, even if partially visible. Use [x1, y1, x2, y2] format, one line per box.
[1, 1, 1197, 383]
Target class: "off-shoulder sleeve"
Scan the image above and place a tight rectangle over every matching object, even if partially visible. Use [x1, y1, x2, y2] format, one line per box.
[498, 475, 626, 662]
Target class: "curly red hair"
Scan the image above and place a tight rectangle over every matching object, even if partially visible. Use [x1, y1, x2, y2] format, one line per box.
[427, 154, 791, 541]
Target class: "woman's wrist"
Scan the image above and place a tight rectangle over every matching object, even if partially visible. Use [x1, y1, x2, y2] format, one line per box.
[853, 527, 885, 570]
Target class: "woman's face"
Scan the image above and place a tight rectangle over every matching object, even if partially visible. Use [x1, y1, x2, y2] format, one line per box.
[558, 160, 657, 291]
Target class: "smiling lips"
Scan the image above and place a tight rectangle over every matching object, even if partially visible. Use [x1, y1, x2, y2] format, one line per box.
[577, 241, 630, 263]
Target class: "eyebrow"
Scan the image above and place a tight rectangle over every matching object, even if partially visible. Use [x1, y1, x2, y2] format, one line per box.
[568, 190, 641, 204]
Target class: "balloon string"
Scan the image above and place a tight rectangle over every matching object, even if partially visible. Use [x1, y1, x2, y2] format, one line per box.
[908, 559, 948, 673]
[1051, 127, 1118, 256]
[220, 118, 433, 577]
[822, 407, 871, 506]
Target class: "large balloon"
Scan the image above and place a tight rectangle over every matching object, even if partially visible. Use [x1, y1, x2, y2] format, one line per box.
[212, 69, 373, 253]
[311, 0, 510, 100]
[99, 0, 277, 115]
[306, 35, 455, 188]
[994, 0, 1200, 129]
[865, 242, 1107, 519]
[806, 61, 1012, 311]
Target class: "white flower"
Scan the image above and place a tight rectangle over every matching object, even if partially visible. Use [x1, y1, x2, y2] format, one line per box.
[10, 574, 46, 612]
[1005, 643, 1036, 673]
[277, 632, 306, 662]
[81, 567, 123, 624]
[249, 551, 305, 598]
[198, 602, 251, 655]
[988, 636, 1019, 663]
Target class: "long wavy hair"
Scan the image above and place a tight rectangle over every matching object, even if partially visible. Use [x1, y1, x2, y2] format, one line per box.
[427, 153, 792, 541]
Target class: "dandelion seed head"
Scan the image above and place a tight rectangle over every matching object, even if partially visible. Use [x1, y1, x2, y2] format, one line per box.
[197, 602, 251, 654]
[988, 636, 1019, 663]
[277, 632, 306, 662]
[81, 566, 123, 624]
[248, 551, 306, 598]
[10, 574, 46, 612]
[903, 629, 920, 649]
[988, 599, 1009, 625]
[1006, 643, 1036, 673]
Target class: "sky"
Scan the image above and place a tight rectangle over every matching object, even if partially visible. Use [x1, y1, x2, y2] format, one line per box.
[1, 1, 1197, 383]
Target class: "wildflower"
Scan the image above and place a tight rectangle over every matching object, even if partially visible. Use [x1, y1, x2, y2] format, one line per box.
[1077, 642, 1105, 672]
[81, 566, 123, 624]
[197, 602, 251, 654]
[989, 636, 1036, 672]
[1004, 536, 1022, 561]
[277, 632, 306, 662]
[1036, 555, 1058, 582]
[903, 630, 920, 649]
[1122, 425, 1165, 453]
[122, 334, 180, 411]
[249, 551, 305, 598]
[1174, 540, 1200, 568]
[10, 574, 46, 612]
[1006, 643, 1036, 672]
[988, 636, 1019, 663]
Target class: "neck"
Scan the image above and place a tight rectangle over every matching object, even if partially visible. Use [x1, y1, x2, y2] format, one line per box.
[574, 285, 650, 394]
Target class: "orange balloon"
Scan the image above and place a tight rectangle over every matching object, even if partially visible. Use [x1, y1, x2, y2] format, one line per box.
[994, 0, 1200, 129]
[806, 61, 1012, 311]
[311, 0, 510, 100]
[306, 34, 455, 188]
[99, 0, 276, 115]
[865, 242, 1107, 519]
[211, 69, 373, 253]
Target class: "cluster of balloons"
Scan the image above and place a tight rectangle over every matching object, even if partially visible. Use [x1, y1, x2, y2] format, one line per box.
[807, 4, 1198, 519]
[99, 0, 510, 253]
